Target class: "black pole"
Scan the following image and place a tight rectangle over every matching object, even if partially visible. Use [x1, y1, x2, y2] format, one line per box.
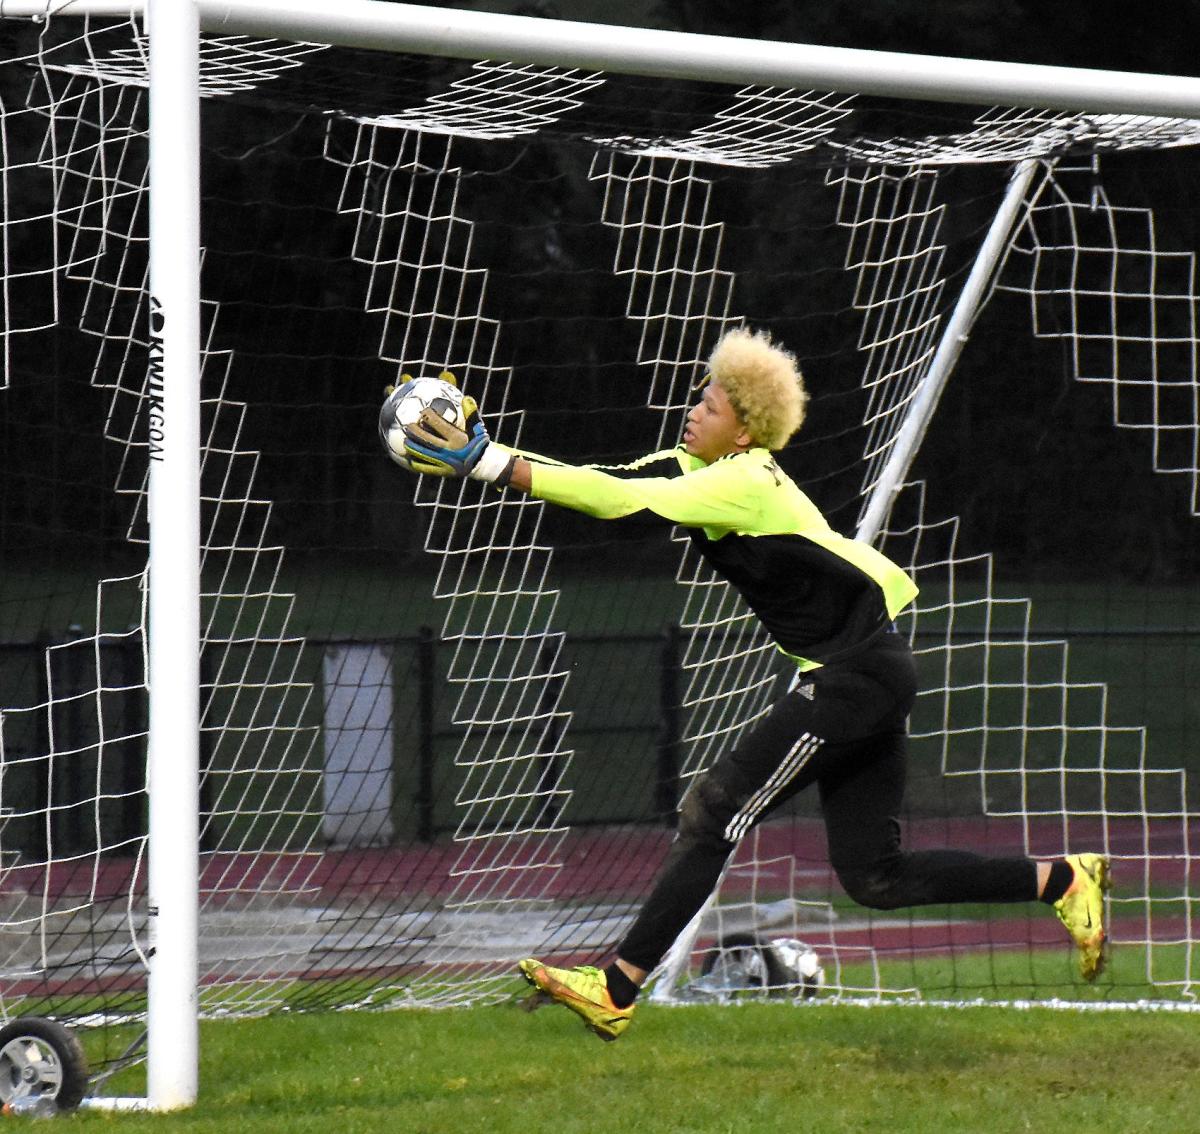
[198, 646, 215, 852]
[656, 622, 682, 825]
[33, 634, 51, 860]
[60, 624, 86, 853]
[416, 625, 436, 842]
[535, 637, 566, 827]
[120, 632, 147, 847]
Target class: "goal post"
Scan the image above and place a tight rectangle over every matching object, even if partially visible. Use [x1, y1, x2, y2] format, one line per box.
[2, 0, 1200, 1112]
[145, 0, 200, 1111]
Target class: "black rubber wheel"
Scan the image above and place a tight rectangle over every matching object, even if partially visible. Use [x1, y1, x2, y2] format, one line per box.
[0, 1017, 89, 1112]
[699, 933, 791, 993]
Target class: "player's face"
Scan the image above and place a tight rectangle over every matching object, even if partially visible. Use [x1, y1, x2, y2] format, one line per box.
[683, 381, 752, 464]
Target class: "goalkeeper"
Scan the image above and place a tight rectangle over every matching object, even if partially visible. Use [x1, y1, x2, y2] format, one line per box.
[396, 327, 1111, 1042]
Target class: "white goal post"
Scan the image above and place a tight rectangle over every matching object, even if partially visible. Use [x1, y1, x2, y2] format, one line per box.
[5, 0, 1200, 1113]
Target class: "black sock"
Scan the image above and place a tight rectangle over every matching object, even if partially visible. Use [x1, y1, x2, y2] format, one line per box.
[603, 963, 640, 1009]
[1039, 859, 1075, 905]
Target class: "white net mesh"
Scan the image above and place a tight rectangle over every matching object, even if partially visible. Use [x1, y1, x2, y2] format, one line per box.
[0, 14, 1198, 1075]
[1004, 160, 1200, 512]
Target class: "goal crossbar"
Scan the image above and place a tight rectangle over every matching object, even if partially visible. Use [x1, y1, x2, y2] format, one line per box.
[6, 0, 1200, 117]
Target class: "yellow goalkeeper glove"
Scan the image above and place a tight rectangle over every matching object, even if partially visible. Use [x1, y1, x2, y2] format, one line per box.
[402, 396, 516, 485]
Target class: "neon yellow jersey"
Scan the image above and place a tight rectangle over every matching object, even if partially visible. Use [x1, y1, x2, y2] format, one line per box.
[523, 446, 918, 670]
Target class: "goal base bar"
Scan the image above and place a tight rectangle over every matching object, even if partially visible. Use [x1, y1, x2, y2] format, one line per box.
[78, 1097, 152, 1112]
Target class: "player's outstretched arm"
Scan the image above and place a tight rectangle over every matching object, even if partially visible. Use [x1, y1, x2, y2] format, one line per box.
[403, 400, 752, 525]
[399, 393, 749, 526]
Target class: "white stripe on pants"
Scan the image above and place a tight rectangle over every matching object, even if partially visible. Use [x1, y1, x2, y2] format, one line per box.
[722, 731, 823, 843]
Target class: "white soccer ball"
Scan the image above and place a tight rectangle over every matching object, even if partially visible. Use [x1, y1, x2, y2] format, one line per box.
[773, 938, 825, 999]
[378, 374, 466, 472]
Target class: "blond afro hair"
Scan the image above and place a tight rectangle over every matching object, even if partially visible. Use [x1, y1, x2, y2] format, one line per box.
[707, 326, 807, 451]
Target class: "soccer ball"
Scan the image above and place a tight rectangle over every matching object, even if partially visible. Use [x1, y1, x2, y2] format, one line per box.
[773, 938, 825, 999]
[378, 374, 466, 472]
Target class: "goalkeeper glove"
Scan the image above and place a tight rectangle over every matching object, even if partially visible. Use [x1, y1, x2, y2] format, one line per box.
[402, 396, 517, 486]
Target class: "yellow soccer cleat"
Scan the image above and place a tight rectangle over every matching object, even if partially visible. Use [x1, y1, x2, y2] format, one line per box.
[517, 959, 634, 1042]
[1053, 853, 1112, 981]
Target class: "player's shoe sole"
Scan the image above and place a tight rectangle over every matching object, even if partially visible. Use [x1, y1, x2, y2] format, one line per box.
[1053, 853, 1111, 981]
[517, 959, 634, 1042]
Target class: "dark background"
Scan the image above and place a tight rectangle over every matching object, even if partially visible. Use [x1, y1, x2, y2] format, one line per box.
[483, 0, 1200, 78]
[5, 1, 1200, 586]
[1, 0, 1199, 847]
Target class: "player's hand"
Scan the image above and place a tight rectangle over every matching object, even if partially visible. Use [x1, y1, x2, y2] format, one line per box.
[402, 395, 484, 477]
[403, 397, 516, 485]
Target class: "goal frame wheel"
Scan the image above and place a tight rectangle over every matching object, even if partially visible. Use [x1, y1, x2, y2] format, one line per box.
[0, 1016, 90, 1112]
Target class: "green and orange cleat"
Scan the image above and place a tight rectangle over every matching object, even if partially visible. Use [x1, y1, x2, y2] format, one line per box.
[517, 958, 634, 1042]
[1053, 853, 1112, 981]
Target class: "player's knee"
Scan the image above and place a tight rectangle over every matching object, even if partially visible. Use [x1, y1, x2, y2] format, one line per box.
[835, 862, 906, 910]
[677, 775, 736, 849]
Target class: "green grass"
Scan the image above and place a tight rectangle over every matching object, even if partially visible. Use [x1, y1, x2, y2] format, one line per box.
[67, 1000, 1198, 1133]
[833, 941, 1193, 1003]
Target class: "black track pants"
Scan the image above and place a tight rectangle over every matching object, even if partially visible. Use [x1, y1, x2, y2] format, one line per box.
[617, 631, 1038, 973]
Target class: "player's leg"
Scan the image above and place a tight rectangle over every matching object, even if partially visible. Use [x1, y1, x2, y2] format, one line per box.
[519, 676, 830, 1039]
[518, 630, 923, 1037]
[819, 733, 1040, 908]
[819, 734, 1111, 979]
[608, 632, 922, 975]
[611, 671, 860, 977]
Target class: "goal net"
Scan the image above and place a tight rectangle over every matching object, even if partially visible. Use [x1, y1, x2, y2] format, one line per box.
[1, 4, 1198, 1086]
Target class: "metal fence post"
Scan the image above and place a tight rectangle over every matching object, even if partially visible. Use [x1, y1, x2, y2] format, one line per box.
[120, 633, 148, 848]
[416, 625, 435, 842]
[656, 622, 682, 825]
[536, 637, 566, 827]
[197, 646, 214, 853]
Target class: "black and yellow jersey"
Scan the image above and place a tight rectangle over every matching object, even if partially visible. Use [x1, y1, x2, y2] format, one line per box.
[523, 445, 917, 671]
